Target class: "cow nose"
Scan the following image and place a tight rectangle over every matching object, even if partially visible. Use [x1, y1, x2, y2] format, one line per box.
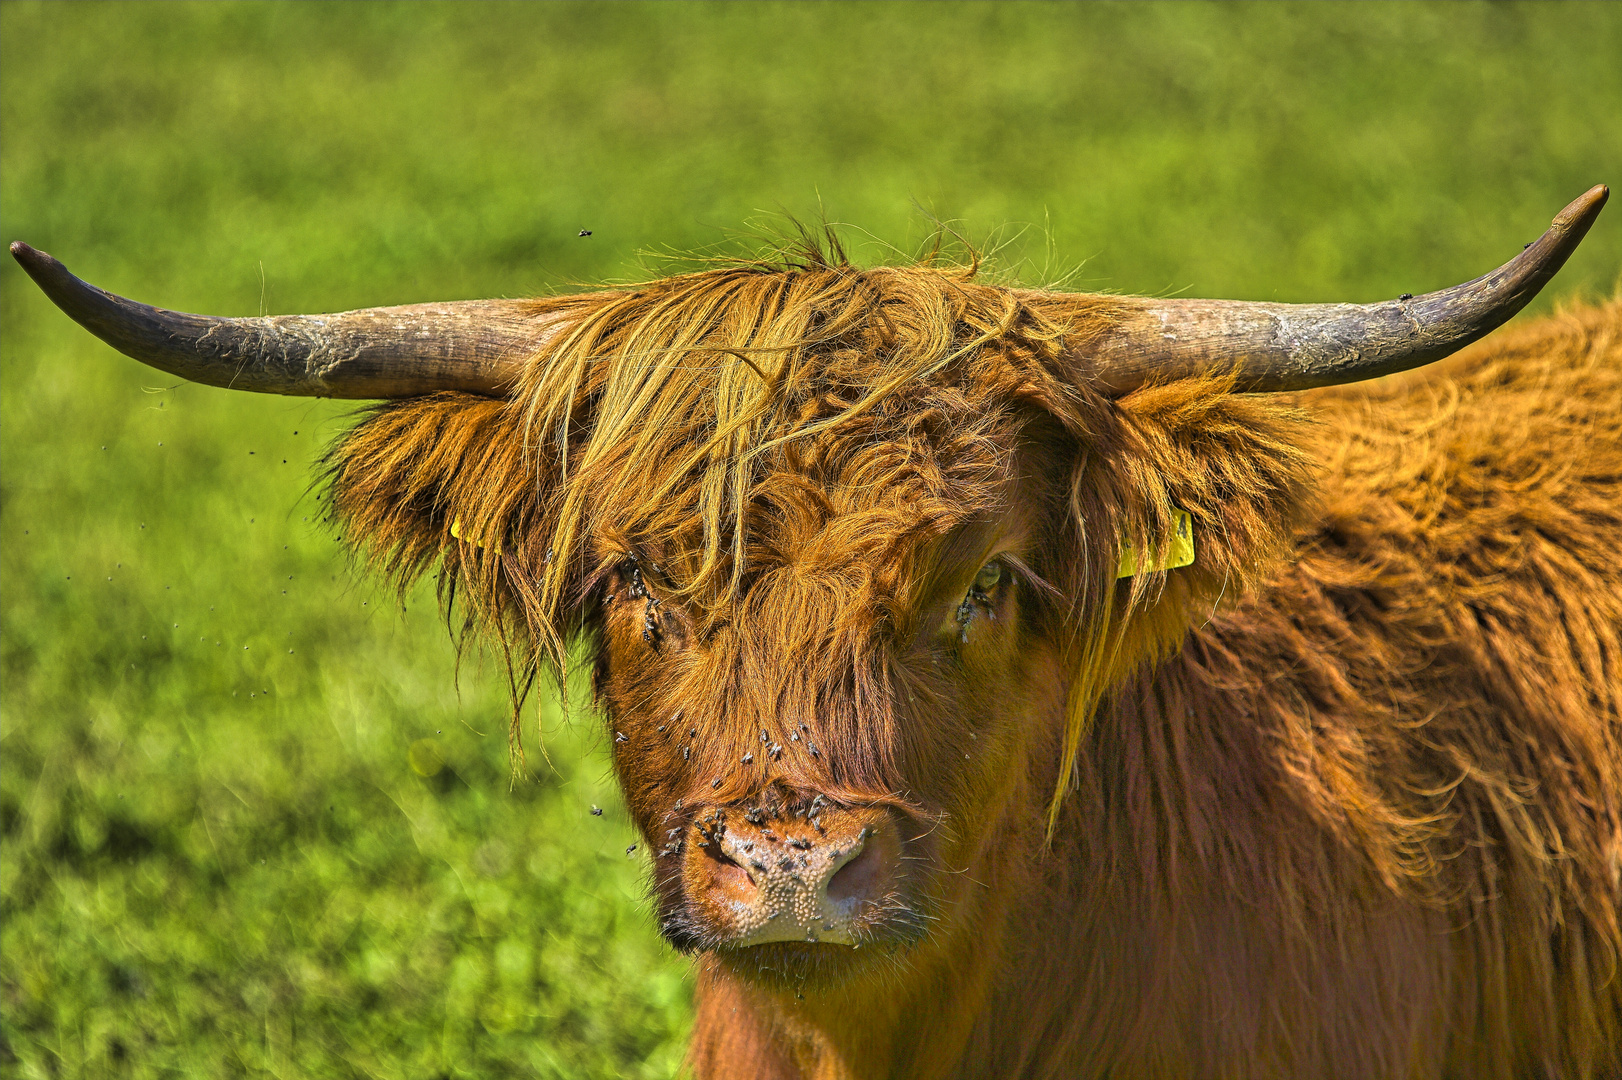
[687, 806, 900, 946]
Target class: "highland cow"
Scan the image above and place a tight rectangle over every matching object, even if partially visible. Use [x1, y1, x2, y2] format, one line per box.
[11, 185, 1620, 1078]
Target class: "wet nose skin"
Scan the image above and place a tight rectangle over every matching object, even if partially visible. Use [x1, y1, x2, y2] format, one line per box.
[686, 806, 901, 946]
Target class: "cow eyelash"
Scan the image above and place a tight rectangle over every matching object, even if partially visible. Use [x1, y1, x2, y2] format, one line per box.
[954, 560, 1007, 642]
[622, 558, 650, 600]
[610, 554, 666, 650]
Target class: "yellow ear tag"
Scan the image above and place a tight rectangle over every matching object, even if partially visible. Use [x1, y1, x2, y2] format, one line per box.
[450, 518, 502, 555]
[1116, 506, 1195, 579]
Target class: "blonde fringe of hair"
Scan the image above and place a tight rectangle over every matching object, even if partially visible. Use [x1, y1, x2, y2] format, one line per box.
[513, 239, 1077, 666]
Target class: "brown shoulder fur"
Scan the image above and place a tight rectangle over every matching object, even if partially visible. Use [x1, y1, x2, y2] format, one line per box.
[1042, 299, 1622, 1076]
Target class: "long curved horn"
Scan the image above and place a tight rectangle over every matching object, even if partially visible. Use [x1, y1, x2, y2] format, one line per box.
[8, 242, 562, 398]
[1060, 185, 1608, 395]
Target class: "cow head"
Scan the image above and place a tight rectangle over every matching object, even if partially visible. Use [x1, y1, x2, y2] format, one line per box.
[11, 187, 1606, 989]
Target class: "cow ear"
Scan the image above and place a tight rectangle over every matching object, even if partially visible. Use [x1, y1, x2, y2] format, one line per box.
[1101, 374, 1314, 635]
[1033, 374, 1315, 816]
[324, 391, 572, 663]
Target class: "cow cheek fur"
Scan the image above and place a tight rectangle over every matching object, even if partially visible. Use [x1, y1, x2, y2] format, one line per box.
[594, 620, 705, 828]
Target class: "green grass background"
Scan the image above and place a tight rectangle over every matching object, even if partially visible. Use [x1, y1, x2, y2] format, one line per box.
[1, 3, 1617, 1077]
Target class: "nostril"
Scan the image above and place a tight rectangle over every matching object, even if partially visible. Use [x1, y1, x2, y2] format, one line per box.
[708, 854, 757, 902]
[826, 837, 885, 906]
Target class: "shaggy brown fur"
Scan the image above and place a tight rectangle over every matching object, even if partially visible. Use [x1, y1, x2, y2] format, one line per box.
[326, 242, 1621, 1079]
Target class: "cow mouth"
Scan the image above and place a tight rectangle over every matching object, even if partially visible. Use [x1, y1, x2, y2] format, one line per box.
[711, 932, 927, 990]
[657, 898, 932, 953]
[701, 881, 938, 990]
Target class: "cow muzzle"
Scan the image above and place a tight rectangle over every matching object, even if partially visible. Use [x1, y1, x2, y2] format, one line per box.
[673, 801, 904, 948]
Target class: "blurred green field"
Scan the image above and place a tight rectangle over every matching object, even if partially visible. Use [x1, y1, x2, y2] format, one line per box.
[1, 3, 1617, 1077]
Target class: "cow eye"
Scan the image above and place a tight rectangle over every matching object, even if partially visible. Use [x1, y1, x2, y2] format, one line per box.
[952, 560, 1007, 643]
[971, 562, 1003, 595]
[617, 557, 649, 600]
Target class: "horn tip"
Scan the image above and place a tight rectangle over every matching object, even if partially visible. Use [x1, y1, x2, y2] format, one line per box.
[10, 241, 56, 276]
[1554, 185, 1609, 230]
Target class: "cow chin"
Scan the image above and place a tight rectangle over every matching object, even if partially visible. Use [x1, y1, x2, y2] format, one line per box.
[712, 935, 925, 992]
